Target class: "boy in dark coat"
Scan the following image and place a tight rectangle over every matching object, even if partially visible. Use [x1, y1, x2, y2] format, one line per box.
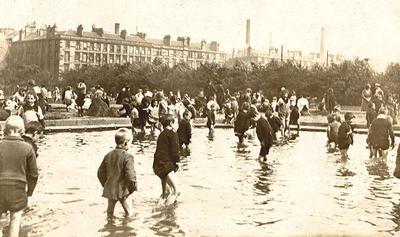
[337, 112, 355, 159]
[266, 109, 282, 142]
[234, 102, 251, 145]
[251, 110, 274, 162]
[177, 110, 192, 152]
[97, 128, 137, 219]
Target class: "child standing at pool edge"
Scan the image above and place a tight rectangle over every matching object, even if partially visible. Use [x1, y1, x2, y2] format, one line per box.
[97, 128, 137, 219]
[153, 114, 181, 205]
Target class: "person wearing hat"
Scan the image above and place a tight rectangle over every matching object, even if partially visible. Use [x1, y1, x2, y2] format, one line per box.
[250, 108, 273, 162]
[368, 107, 394, 160]
[337, 112, 355, 159]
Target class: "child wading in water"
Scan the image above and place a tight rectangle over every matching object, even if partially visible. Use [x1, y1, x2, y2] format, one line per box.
[177, 110, 192, 153]
[22, 121, 44, 158]
[337, 112, 355, 159]
[251, 109, 273, 162]
[326, 114, 340, 152]
[234, 102, 251, 147]
[0, 116, 38, 237]
[97, 128, 137, 219]
[153, 114, 181, 205]
[206, 95, 220, 135]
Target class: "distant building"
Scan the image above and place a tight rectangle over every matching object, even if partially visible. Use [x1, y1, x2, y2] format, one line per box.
[10, 23, 227, 80]
[229, 21, 345, 68]
[0, 27, 19, 70]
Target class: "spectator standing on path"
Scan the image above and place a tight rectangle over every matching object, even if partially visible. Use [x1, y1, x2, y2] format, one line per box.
[361, 83, 372, 111]
[0, 116, 38, 237]
[204, 80, 216, 102]
[76, 80, 86, 117]
[325, 88, 336, 114]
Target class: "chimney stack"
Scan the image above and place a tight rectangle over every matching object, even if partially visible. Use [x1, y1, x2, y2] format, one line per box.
[121, 30, 127, 40]
[246, 19, 251, 56]
[201, 40, 206, 50]
[320, 27, 325, 63]
[186, 37, 191, 46]
[19, 29, 23, 41]
[163, 35, 171, 46]
[210, 41, 219, 51]
[77, 24, 83, 37]
[115, 23, 120, 35]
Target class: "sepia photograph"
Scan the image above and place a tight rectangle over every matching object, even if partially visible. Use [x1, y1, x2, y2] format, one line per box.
[1, 0, 400, 236]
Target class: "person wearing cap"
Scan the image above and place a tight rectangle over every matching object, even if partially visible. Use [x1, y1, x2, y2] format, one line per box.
[368, 107, 394, 160]
[251, 108, 273, 162]
[337, 112, 355, 159]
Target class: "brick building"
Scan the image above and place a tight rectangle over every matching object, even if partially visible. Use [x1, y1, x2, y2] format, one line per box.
[10, 23, 227, 80]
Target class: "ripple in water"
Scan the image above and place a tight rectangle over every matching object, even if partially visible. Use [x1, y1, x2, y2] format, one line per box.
[1, 129, 400, 236]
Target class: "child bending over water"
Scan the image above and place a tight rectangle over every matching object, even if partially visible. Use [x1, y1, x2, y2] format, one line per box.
[153, 114, 181, 204]
[97, 128, 137, 219]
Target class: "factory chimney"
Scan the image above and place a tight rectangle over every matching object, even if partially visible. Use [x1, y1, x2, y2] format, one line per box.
[246, 19, 250, 56]
[115, 23, 120, 35]
[320, 27, 325, 64]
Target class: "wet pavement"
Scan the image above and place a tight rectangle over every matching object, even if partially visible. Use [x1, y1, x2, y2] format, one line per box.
[1, 129, 400, 236]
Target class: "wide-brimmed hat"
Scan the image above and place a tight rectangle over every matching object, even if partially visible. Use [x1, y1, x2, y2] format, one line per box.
[344, 112, 355, 120]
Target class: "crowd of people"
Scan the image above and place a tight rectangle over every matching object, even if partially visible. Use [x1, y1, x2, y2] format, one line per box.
[2, 78, 400, 237]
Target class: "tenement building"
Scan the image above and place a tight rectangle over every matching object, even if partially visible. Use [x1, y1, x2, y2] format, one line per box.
[10, 23, 227, 80]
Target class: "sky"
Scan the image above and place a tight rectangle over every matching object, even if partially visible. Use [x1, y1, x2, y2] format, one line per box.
[1, 0, 400, 68]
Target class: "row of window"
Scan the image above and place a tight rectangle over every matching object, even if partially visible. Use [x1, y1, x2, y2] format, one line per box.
[64, 52, 222, 64]
[63, 58, 212, 72]
[64, 40, 221, 60]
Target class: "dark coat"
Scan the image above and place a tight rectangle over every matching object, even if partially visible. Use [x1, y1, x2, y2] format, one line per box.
[256, 117, 273, 147]
[177, 119, 192, 145]
[234, 111, 251, 135]
[153, 129, 180, 179]
[368, 117, 394, 149]
[97, 148, 137, 200]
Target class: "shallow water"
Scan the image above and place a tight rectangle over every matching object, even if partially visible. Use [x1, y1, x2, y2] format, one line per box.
[2, 129, 400, 236]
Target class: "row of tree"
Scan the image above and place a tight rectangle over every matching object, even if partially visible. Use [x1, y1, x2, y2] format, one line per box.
[1, 57, 400, 105]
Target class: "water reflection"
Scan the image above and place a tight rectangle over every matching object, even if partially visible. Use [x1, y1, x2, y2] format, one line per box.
[99, 216, 137, 237]
[365, 158, 390, 180]
[12, 130, 400, 236]
[149, 204, 184, 237]
[253, 163, 273, 196]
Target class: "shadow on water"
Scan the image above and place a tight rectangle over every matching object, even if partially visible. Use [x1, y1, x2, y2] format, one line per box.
[149, 203, 185, 236]
[98, 216, 137, 237]
[390, 200, 400, 234]
[365, 158, 390, 180]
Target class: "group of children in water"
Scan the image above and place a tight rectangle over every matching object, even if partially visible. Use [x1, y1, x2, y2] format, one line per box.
[4, 83, 400, 237]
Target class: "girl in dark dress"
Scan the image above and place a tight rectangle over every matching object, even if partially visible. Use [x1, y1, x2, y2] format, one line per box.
[153, 114, 181, 204]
